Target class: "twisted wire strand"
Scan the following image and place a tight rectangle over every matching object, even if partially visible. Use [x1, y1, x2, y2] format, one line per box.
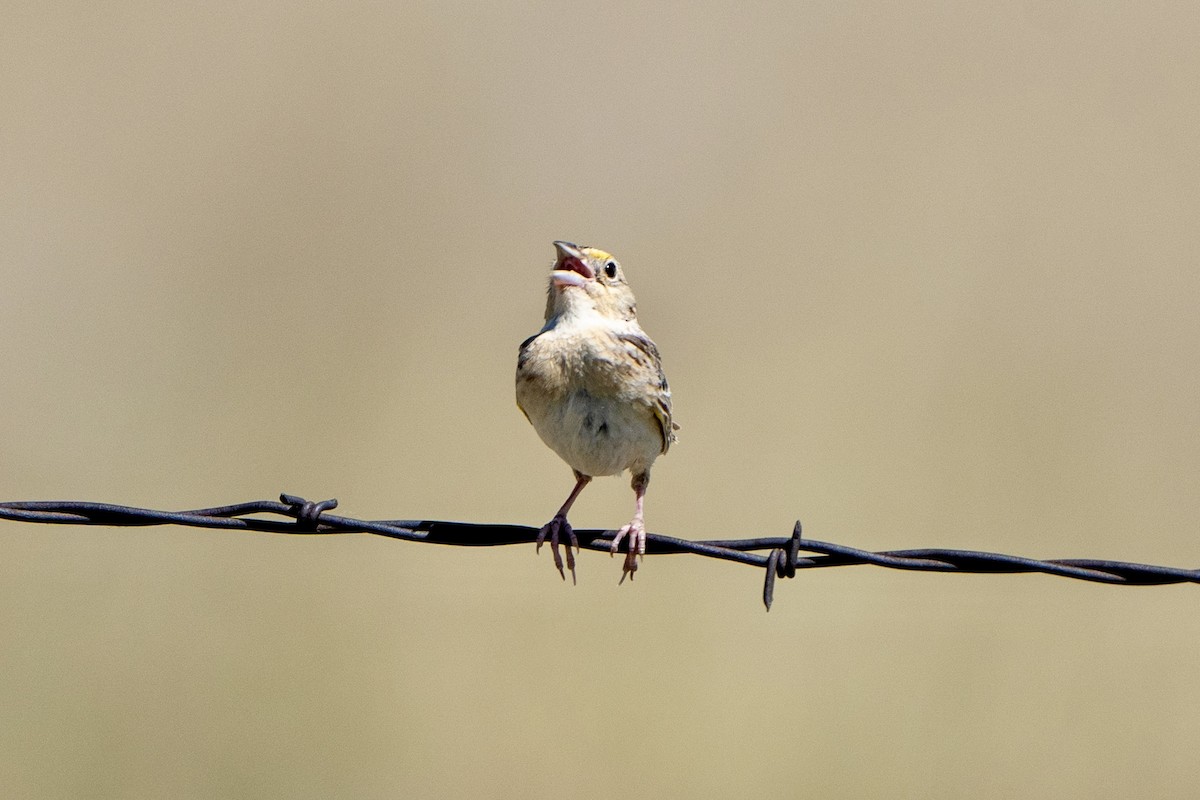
[2, 495, 1196, 610]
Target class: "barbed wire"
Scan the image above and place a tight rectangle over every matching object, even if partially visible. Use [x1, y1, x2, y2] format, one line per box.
[1, 494, 1197, 610]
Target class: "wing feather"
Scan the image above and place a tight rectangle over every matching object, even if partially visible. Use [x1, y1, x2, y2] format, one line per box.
[615, 331, 677, 454]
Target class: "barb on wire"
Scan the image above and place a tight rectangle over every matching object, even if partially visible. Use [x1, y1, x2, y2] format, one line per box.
[2, 494, 1197, 610]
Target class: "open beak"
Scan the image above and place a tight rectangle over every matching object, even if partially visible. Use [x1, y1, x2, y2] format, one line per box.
[552, 240, 594, 288]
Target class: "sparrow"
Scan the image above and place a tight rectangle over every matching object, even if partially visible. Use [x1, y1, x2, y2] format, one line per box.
[516, 241, 677, 582]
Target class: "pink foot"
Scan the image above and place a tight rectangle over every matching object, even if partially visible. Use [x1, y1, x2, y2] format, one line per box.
[610, 518, 645, 582]
[536, 514, 579, 583]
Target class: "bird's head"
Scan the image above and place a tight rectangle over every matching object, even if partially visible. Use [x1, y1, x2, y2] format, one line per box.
[544, 240, 637, 322]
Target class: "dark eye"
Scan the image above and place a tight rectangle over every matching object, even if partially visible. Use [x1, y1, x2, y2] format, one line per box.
[604, 260, 618, 278]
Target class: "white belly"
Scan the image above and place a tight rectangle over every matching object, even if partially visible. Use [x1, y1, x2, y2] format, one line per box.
[530, 390, 660, 478]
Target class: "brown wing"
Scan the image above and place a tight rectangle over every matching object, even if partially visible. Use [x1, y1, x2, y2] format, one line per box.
[616, 331, 677, 454]
[514, 332, 541, 423]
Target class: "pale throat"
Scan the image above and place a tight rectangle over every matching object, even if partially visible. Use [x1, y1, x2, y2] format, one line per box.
[548, 288, 604, 325]
[549, 299, 642, 343]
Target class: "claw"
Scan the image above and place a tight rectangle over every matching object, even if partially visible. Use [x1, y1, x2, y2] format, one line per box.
[536, 514, 578, 584]
[611, 520, 646, 584]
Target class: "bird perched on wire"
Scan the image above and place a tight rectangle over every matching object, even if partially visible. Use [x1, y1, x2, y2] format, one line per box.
[516, 241, 677, 583]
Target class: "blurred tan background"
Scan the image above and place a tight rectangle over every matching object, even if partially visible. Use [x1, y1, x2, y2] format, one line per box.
[3, 2, 1199, 797]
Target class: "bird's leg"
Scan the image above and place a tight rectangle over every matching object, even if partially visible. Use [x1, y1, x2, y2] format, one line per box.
[536, 470, 591, 583]
[611, 471, 649, 582]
